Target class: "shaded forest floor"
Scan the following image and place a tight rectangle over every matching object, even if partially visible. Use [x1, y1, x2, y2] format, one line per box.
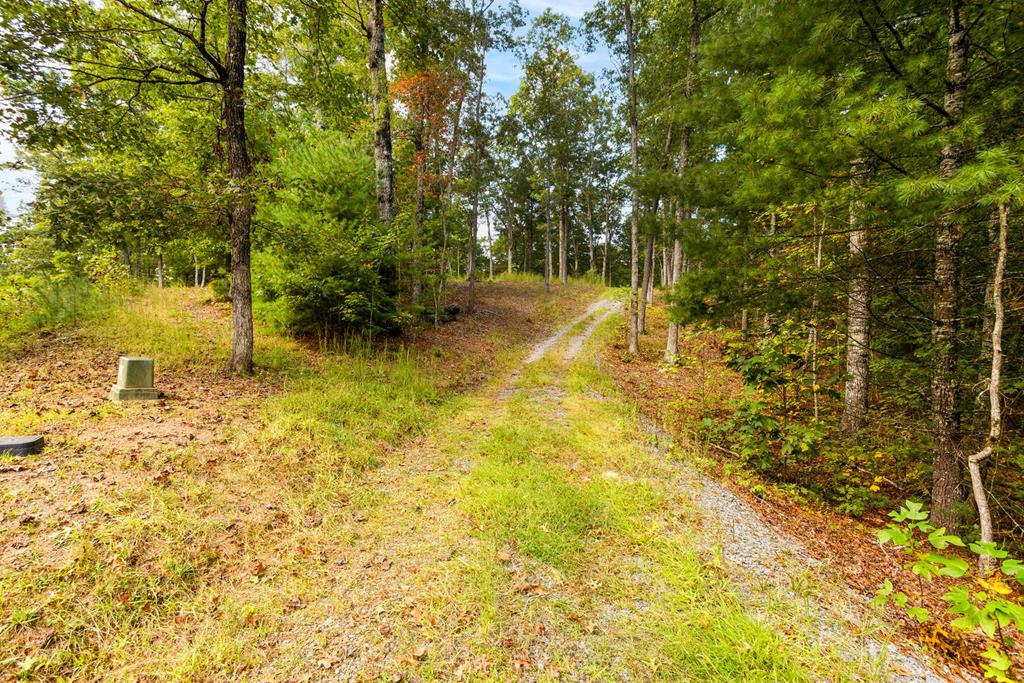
[0, 282, 974, 681]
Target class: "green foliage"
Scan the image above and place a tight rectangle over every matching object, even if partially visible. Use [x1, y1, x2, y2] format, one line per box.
[875, 501, 1024, 681]
[725, 320, 808, 390]
[705, 321, 828, 472]
[256, 131, 407, 335]
[0, 233, 131, 351]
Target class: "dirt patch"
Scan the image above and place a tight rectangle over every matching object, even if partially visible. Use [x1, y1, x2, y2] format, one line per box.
[407, 281, 602, 391]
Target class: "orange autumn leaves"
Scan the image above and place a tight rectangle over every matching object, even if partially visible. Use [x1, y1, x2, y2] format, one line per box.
[393, 68, 465, 189]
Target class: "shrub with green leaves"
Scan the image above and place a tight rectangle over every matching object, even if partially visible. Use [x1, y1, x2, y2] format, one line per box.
[255, 130, 407, 335]
[703, 320, 830, 473]
[0, 230, 128, 349]
[875, 501, 1024, 682]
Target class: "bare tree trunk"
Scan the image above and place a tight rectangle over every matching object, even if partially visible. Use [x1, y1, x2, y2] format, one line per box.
[969, 202, 1008, 575]
[486, 208, 494, 280]
[667, 0, 700, 361]
[761, 211, 777, 332]
[931, 0, 968, 531]
[506, 214, 514, 275]
[435, 93, 465, 324]
[573, 223, 579, 276]
[368, 0, 395, 224]
[586, 189, 596, 274]
[412, 117, 426, 306]
[665, 236, 684, 362]
[544, 183, 552, 293]
[842, 160, 870, 437]
[559, 201, 568, 284]
[661, 238, 669, 287]
[223, 0, 254, 375]
[645, 234, 655, 304]
[603, 201, 611, 285]
[467, 202, 476, 311]
[523, 219, 531, 274]
[639, 233, 654, 333]
[156, 252, 164, 288]
[976, 210, 1000, 435]
[625, 0, 640, 353]
[811, 216, 823, 421]
[467, 41, 487, 314]
[201, 265, 207, 288]
[467, 198, 477, 306]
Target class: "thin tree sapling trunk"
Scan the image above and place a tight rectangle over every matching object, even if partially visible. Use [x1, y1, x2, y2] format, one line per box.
[602, 201, 611, 285]
[412, 116, 426, 306]
[968, 201, 1008, 575]
[506, 208, 514, 275]
[435, 92, 465, 325]
[586, 188, 596, 273]
[976, 210, 1000, 435]
[572, 210, 579, 275]
[661, 238, 669, 287]
[639, 233, 654, 333]
[558, 201, 568, 283]
[544, 183, 553, 292]
[467, 47, 487, 314]
[486, 207, 494, 280]
[811, 215, 823, 421]
[667, 0, 700, 361]
[625, 0, 640, 353]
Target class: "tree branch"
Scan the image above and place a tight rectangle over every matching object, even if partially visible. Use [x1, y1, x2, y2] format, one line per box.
[856, 8, 950, 122]
[115, 0, 226, 80]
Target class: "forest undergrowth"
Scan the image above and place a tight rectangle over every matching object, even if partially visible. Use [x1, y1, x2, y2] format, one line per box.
[606, 303, 1024, 680]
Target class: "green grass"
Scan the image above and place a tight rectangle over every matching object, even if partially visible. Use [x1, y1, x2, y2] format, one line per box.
[443, 309, 884, 681]
[0, 287, 472, 680]
[84, 286, 232, 370]
[0, 283, 897, 681]
[0, 276, 123, 355]
[645, 541, 818, 681]
[491, 271, 545, 283]
[466, 439, 625, 567]
[255, 348, 445, 473]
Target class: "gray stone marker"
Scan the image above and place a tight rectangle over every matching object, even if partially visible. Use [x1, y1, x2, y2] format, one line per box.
[0, 436, 44, 455]
[110, 356, 159, 401]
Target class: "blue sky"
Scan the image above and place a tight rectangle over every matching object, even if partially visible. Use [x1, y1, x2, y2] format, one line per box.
[485, 0, 611, 100]
[0, 137, 35, 216]
[0, 0, 610, 215]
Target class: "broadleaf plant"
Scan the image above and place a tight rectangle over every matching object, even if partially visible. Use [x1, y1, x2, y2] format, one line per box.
[876, 501, 1024, 681]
